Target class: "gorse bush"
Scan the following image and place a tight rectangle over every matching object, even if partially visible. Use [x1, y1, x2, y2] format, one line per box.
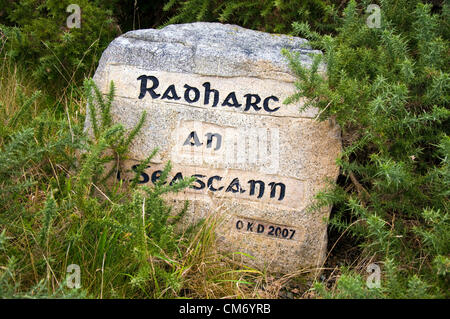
[0, 65, 198, 297]
[283, 0, 449, 298]
[0, 0, 119, 91]
[163, 0, 341, 34]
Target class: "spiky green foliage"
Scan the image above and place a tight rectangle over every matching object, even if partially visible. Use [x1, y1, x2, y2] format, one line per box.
[285, 0, 449, 298]
[163, 0, 341, 34]
[0, 255, 88, 298]
[0, 74, 198, 298]
[0, 0, 119, 91]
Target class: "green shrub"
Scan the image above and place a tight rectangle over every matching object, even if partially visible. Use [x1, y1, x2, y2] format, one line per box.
[285, 0, 449, 298]
[0, 0, 119, 91]
[0, 74, 195, 298]
[163, 0, 342, 34]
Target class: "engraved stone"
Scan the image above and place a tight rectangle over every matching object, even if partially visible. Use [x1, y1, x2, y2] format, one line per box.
[87, 22, 342, 274]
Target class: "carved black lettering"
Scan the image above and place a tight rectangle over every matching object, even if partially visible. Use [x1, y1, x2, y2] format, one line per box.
[183, 84, 200, 103]
[243, 94, 261, 111]
[207, 175, 224, 191]
[263, 96, 280, 113]
[257, 224, 265, 233]
[161, 84, 181, 100]
[151, 170, 163, 184]
[202, 82, 219, 107]
[234, 218, 296, 240]
[289, 229, 296, 239]
[191, 174, 206, 190]
[248, 180, 265, 199]
[137, 75, 160, 99]
[183, 131, 203, 147]
[226, 178, 245, 193]
[205, 133, 222, 150]
[268, 182, 286, 201]
[131, 164, 149, 184]
[222, 92, 242, 108]
[170, 172, 184, 186]
[274, 227, 281, 237]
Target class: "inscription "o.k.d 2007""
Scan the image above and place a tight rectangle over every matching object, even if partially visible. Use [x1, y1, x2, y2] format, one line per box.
[137, 75, 281, 113]
[235, 218, 297, 240]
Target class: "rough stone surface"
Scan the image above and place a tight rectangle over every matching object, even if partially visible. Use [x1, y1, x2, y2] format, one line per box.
[87, 22, 341, 274]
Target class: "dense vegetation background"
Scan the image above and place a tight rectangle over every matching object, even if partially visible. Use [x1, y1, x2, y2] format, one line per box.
[0, 0, 448, 298]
